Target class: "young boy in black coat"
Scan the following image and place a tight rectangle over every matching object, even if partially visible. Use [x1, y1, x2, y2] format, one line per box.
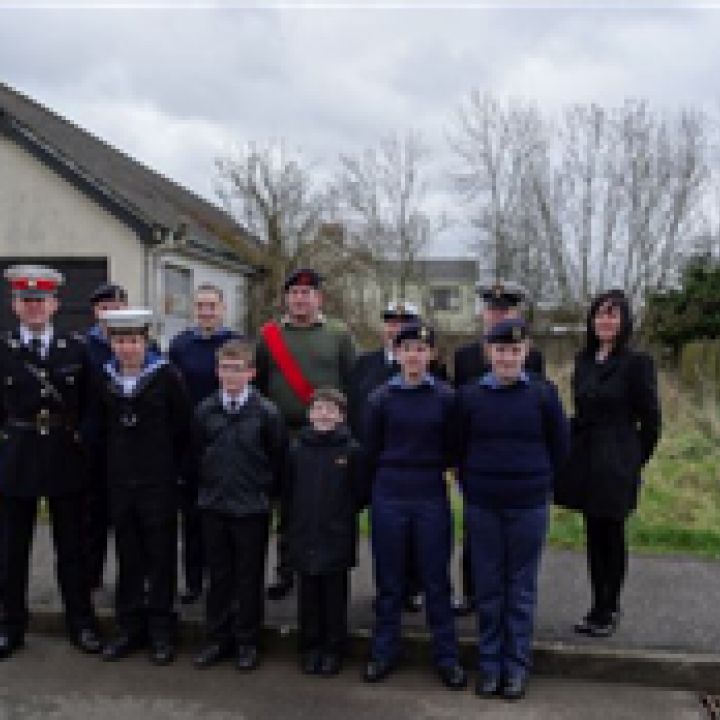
[286, 388, 366, 677]
[192, 339, 287, 672]
[97, 309, 191, 666]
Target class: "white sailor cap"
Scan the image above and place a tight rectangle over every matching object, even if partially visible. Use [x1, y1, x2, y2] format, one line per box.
[5, 265, 64, 297]
[475, 280, 528, 308]
[101, 308, 154, 332]
[382, 301, 420, 321]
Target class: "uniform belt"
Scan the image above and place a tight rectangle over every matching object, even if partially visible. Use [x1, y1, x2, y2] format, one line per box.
[6, 413, 72, 434]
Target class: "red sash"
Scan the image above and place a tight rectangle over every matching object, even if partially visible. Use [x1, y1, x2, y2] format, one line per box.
[261, 321, 315, 405]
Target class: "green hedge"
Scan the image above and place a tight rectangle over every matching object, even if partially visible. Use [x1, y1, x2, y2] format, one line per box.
[679, 339, 720, 395]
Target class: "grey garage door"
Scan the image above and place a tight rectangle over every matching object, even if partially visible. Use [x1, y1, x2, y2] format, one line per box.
[0, 257, 108, 334]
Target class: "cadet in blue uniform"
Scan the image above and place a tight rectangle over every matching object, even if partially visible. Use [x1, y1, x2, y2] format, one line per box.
[453, 280, 545, 616]
[82, 282, 129, 592]
[168, 283, 238, 605]
[98, 309, 191, 665]
[363, 321, 466, 690]
[458, 319, 569, 700]
[350, 301, 434, 614]
[0, 265, 101, 660]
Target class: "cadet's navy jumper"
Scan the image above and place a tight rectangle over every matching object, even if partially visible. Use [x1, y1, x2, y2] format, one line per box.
[458, 372, 569, 509]
[364, 374, 456, 501]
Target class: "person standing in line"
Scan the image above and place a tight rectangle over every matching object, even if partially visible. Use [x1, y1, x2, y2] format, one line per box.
[458, 318, 569, 700]
[453, 280, 545, 616]
[0, 265, 101, 660]
[363, 320, 466, 690]
[168, 284, 240, 605]
[555, 289, 661, 638]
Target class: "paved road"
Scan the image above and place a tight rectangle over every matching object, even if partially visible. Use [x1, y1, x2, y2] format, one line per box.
[0, 636, 704, 720]
[27, 528, 720, 656]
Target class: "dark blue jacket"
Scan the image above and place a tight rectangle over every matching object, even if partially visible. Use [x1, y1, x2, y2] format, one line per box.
[364, 375, 456, 501]
[168, 327, 238, 407]
[458, 373, 570, 509]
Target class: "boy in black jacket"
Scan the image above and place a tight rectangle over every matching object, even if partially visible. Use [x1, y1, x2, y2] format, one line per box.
[286, 388, 366, 677]
[97, 309, 191, 666]
[192, 339, 286, 672]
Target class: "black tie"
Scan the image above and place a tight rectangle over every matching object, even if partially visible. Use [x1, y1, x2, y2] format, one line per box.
[29, 337, 43, 359]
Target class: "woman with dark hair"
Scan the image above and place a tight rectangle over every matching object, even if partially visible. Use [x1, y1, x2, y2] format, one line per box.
[555, 289, 661, 637]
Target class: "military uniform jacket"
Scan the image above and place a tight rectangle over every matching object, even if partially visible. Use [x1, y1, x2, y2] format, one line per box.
[95, 361, 192, 491]
[0, 328, 90, 498]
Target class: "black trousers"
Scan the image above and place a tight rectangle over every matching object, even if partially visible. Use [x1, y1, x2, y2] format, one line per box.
[404, 533, 422, 598]
[203, 511, 269, 647]
[180, 474, 204, 592]
[298, 570, 349, 655]
[110, 485, 178, 643]
[0, 493, 96, 641]
[584, 514, 627, 615]
[460, 527, 474, 601]
[83, 478, 109, 591]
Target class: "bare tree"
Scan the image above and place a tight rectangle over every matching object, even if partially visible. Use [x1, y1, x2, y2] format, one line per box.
[214, 140, 329, 324]
[336, 130, 433, 299]
[450, 92, 709, 316]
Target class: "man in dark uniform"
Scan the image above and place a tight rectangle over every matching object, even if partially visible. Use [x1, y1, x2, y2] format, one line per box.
[82, 282, 129, 592]
[350, 300, 443, 613]
[0, 265, 101, 660]
[453, 280, 545, 616]
[169, 283, 239, 605]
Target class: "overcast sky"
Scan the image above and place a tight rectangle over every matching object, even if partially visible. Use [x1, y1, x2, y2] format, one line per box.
[0, 2, 718, 255]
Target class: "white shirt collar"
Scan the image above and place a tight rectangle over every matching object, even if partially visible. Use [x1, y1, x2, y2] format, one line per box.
[20, 324, 53, 356]
[222, 387, 250, 412]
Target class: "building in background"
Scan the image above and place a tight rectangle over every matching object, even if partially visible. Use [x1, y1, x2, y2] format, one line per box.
[0, 82, 262, 346]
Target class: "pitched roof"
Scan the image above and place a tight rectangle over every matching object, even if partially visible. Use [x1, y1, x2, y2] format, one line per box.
[0, 82, 261, 271]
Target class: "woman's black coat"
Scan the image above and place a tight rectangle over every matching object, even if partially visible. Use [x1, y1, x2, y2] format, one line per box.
[554, 349, 661, 519]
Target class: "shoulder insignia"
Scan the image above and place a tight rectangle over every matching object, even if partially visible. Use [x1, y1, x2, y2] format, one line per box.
[56, 338, 67, 349]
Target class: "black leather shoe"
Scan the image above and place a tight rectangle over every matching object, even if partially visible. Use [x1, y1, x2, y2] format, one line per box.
[437, 663, 468, 690]
[574, 610, 598, 635]
[475, 673, 501, 698]
[194, 642, 233, 668]
[102, 635, 144, 661]
[267, 576, 294, 601]
[403, 594, 423, 613]
[502, 675, 527, 701]
[300, 650, 322, 675]
[236, 644, 260, 671]
[452, 597, 475, 617]
[587, 610, 621, 638]
[72, 628, 102, 654]
[0, 632, 23, 660]
[149, 640, 176, 666]
[363, 658, 395, 683]
[180, 588, 202, 605]
[318, 653, 342, 677]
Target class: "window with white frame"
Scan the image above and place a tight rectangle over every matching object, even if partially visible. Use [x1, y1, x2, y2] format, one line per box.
[430, 286, 461, 313]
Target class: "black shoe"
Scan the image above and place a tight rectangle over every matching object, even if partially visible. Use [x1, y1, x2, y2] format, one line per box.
[236, 644, 260, 671]
[587, 610, 621, 638]
[194, 642, 233, 668]
[149, 640, 176, 666]
[180, 588, 202, 605]
[267, 576, 294, 601]
[300, 650, 322, 675]
[437, 663, 468, 690]
[403, 594, 423, 613]
[318, 653, 342, 677]
[502, 674, 527, 701]
[102, 634, 144, 661]
[0, 632, 23, 661]
[574, 609, 599, 635]
[363, 658, 395, 683]
[475, 673, 501, 698]
[452, 597, 475, 617]
[72, 628, 102, 655]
